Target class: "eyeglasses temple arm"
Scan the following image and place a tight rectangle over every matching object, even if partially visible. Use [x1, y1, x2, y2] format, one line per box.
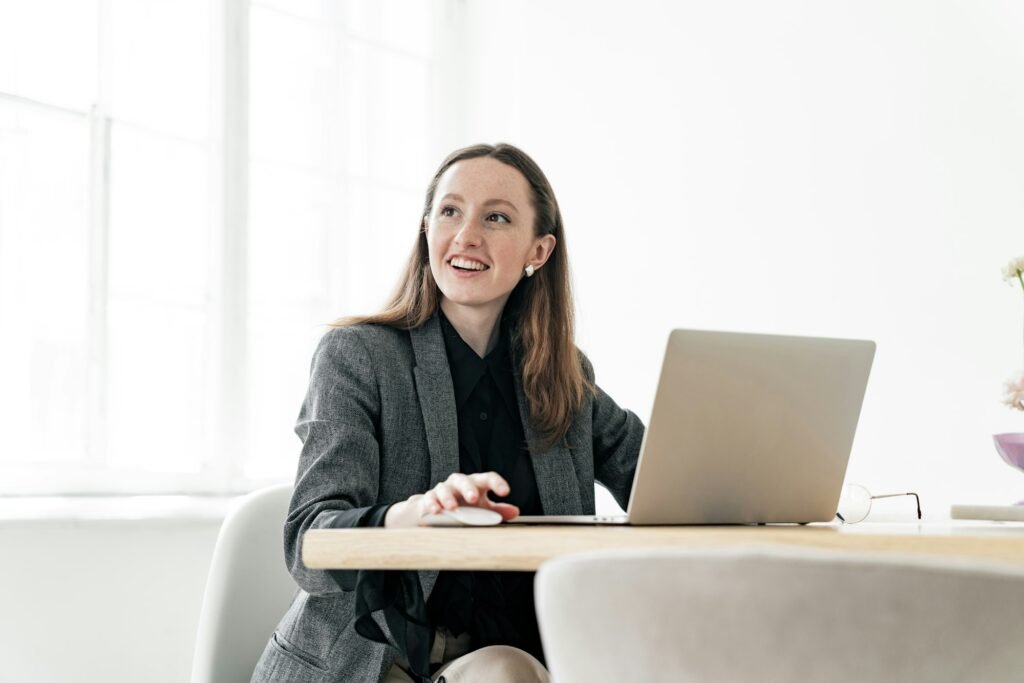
[868, 492, 922, 519]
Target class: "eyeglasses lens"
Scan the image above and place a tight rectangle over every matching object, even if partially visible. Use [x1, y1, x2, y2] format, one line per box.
[836, 484, 872, 524]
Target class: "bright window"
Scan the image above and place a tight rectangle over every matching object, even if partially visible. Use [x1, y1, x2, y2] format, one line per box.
[0, 0, 452, 494]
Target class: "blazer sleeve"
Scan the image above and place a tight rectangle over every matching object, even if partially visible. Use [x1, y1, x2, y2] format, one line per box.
[284, 326, 384, 596]
[581, 352, 646, 511]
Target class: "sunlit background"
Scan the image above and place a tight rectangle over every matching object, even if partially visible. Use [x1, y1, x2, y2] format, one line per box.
[2, 0, 1023, 507]
[1, 0, 451, 494]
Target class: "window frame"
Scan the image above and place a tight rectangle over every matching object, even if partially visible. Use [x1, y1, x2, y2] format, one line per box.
[0, 0, 461, 495]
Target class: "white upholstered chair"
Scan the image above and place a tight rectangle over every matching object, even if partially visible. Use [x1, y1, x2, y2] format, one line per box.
[190, 483, 296, 683]
[535, 545, 1024, 683]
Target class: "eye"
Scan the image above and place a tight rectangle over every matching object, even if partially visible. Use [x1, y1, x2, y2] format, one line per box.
[486, 212, 511, 224]
[439, 205, 458, 218]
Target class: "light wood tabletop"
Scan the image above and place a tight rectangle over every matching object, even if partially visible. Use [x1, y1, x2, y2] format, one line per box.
[302, 522, 1024, 571]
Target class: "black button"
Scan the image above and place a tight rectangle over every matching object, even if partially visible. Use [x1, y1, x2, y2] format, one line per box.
[479, 412, 488, 421]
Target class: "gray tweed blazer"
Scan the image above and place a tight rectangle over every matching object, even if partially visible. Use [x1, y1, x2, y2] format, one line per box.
[250, 313, 645, 683]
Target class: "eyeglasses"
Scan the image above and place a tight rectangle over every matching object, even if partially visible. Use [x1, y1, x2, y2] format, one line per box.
[835, 484, 922, 524]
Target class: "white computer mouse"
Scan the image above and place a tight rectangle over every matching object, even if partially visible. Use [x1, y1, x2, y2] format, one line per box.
[419, 506, 503, 527]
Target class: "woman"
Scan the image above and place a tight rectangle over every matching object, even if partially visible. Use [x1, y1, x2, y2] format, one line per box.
[251, 143, 645, 683]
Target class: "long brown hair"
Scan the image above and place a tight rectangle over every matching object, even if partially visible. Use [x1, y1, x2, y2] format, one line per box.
[334, 143, 591, 450]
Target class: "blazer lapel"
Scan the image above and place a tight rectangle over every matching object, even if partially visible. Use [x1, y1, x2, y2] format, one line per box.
[512, 352, 583, 516]
[410, 315, 460, 486]
[410, 313, 583, 516]
[409, 315, 459, 600]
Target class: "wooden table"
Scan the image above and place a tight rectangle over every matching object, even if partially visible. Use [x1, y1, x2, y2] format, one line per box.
[302, 522, 1024, 571]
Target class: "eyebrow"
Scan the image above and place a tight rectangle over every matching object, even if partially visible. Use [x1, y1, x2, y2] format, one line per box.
[439, 193, 519, 214]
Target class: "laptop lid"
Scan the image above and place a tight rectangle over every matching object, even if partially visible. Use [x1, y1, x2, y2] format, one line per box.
[625, 329, 875, 525]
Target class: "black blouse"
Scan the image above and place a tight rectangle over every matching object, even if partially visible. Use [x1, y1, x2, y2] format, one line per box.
[427, 308, 544, 659]
[325, 306, 544, 682]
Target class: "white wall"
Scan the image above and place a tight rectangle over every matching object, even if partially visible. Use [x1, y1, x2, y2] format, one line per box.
[0, 508, 222, 683]
[460, 0, 1024, 515]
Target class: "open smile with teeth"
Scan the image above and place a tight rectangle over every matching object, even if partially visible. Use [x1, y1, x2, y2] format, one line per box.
[449, 257, 490, 272]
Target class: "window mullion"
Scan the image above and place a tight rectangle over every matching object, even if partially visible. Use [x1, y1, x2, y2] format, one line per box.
[85, 105, 111, 469]
[327, 1, 349, 318]
[430, 0, 466, 163]
[207, 0, 250, 492]
[86, 0, 113, 470]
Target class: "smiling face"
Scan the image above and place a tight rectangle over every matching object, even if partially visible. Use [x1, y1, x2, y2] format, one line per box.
[424, 156, 556, 323]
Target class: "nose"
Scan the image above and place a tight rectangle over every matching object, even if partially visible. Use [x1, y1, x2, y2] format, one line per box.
[454, 218, 483, 247]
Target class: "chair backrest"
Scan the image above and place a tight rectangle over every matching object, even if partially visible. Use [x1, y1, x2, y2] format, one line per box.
[190, 483, 295, 683]
[535, 545, 1024, 683]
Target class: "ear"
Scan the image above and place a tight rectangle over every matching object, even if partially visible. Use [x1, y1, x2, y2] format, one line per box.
[528, 234, 557, 271]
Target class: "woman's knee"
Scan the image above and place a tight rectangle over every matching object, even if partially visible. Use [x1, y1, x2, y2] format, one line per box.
[436, 645, 550, 683]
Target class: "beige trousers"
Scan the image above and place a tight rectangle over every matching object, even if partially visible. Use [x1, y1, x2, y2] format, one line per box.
[382, 628, 550, 683]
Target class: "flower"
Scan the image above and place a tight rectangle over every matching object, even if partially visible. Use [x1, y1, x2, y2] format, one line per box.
[1001, 256, 1024, 411]
[1003, 371, 1024, 412]
[1003, 256, 1024, 291]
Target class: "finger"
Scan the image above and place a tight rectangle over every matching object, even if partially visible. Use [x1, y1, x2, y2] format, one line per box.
[469, 472, 511, 498]
[445, 472, 471, 486]
[420, 491, 442, 515]
[443, 473, 479, 504]
[433, 483, 460, 511]
[486, 502, 520, 520]
[441, 473, 482, 505]
[473, 491, 517, 515]
[456, 479, 481, 504]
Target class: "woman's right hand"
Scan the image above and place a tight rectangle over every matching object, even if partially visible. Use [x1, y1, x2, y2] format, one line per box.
[384, 472, 520, 528]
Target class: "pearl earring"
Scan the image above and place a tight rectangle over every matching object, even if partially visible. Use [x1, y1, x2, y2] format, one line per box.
[525, 264, 535, 277]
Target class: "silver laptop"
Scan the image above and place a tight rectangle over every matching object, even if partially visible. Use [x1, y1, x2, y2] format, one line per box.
[507, 328, 876, 525]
